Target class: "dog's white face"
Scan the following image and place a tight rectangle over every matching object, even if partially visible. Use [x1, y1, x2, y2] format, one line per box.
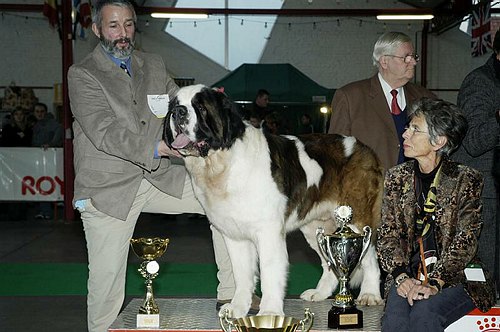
[165, 84, 204, 156]
[164, 84, 246, 157]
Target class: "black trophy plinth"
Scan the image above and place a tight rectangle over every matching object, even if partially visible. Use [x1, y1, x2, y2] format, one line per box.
[327, 305, 363, 329]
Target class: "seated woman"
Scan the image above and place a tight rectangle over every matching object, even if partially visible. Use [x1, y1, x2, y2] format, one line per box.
[376, 98, 496, 332]
[0, 107, 32, 147]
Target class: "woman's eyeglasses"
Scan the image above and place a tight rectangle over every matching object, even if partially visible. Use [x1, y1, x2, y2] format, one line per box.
[404, 124, 427, 135]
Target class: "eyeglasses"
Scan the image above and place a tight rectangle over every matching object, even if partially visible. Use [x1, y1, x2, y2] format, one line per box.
[404, 124, 427, 135]
[385, 53, 420, 63]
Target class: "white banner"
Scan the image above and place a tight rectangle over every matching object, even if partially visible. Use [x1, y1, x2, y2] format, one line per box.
[0, 147, 64, 201]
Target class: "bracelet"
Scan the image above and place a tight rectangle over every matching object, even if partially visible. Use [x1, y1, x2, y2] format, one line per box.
[394, 273, 410, 288]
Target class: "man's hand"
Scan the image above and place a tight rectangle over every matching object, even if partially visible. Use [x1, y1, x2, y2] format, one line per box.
[157, 140, 182, 158]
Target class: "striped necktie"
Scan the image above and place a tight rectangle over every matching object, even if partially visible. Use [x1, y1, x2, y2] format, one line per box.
[120, 62, 130, 77]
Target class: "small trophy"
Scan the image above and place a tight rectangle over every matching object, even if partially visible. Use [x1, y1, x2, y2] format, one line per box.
[317, 205, 371, 329]
[219, 308, 314, 332]
[130, 237, 169, 328]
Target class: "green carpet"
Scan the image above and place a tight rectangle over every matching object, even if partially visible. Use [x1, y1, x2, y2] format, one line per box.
[0, 263, 322, 296]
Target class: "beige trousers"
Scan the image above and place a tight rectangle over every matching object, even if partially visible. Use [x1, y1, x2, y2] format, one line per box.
[80, 177, 234, 332]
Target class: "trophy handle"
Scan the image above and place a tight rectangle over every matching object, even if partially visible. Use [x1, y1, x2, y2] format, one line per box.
[299, 308, 314, 332]
[219, 309, 235, 332]
[359, 226, 372, 264]
[316, 227, 330, 267]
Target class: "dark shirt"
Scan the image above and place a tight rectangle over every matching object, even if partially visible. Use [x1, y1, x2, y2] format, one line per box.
[1, 123, 33, 147]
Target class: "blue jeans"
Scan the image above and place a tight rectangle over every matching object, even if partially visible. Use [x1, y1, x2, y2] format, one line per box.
[381, 284, 475, 332]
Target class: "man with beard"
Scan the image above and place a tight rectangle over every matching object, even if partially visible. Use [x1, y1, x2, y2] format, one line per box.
[68, 1, 235, 331]
[328, 32, 435, 172]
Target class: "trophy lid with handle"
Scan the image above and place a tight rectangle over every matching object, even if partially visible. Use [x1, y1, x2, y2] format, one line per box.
[330, 206, 363, 239]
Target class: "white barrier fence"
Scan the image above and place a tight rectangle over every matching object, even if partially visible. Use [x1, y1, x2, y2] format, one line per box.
[0, 147, 64, 201]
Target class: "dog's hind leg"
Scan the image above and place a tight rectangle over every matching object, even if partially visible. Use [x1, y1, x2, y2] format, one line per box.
[350, 245, 384, 306]
[298, 220, 338, 301]
[221, 236, 258, 318]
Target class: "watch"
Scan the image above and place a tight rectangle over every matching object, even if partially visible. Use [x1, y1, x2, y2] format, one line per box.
[428, 278, 442, 292]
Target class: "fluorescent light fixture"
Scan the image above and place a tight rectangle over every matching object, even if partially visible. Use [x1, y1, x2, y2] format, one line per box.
[151, 13, 209, 19]
[377, 14, 434, 20]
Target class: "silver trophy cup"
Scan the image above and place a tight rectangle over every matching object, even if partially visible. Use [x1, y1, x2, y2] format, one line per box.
[317, 205, 371, 329]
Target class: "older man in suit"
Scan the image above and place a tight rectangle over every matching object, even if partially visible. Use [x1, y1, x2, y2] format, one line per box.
[452, 29, 500, 294]
[328, 31, 435, 172]
[68, 1, 234, 331]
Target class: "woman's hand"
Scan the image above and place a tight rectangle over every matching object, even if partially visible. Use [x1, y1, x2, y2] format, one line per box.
[405, 283, 439, 306]
[396, 277, 421, 300]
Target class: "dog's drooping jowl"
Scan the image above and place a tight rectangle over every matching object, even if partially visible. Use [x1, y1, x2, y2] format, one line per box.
[164, 84, 384, 318]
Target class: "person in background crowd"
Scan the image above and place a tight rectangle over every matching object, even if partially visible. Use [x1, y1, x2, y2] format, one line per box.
[245, 89, 271, 127]
[328, 31, 435, 172]
[262, 111, 281, 135]
[0, 107, 32, 220]
[452, 29, 500, 294]
[68, 1, 240, 331]
[298, 113, 314, 134]
[0, 107, 32, 147]
[31, 103, 63, 149]
[247, 110, 262, 128]
[377, 98, 495, 332]
[30, 102, 64, 220]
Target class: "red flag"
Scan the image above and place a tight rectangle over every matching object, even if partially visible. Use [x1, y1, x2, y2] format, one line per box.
[42, 0, 59, 28]
[471, 1, 492, 57]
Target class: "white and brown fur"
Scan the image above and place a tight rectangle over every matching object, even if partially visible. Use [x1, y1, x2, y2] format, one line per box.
[164, 84, 384, 318]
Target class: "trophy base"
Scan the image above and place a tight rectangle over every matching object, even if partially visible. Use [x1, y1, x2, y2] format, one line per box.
[137, 313, 160, 328]
[327, 305, 363, 329]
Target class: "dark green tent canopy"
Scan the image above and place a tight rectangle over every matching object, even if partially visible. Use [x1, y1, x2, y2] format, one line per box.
[212, 63, 334, 104]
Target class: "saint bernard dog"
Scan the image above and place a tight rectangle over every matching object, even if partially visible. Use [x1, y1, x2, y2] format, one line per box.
[164, 84, 384, 318]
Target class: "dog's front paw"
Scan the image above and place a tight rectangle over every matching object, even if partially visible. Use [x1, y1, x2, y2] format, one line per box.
[218, 302, 249, 318]
[356, 293, 384, 306]
[299, 288, 330, 302]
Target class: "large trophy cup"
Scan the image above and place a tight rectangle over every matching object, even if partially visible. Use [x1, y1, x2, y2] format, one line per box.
[220, 308, 314, 332]
[130, 237, 169, 328]
[317, 205, 371, 329]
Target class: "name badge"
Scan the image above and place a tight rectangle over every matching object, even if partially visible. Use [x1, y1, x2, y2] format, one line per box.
[147, 94, 169, 118]
[464, 263, 486, 282]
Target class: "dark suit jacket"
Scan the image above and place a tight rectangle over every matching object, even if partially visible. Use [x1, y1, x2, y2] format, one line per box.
[68, 45, 185, 220]
[377, 158, 496, 312]
[328, 74, 435, 171]
[453, 54, 500, 199]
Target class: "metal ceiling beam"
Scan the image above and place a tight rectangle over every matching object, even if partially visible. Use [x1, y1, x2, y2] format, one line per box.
[136, 7, 434, 17]
[0, 4, 43, 12]
[1, 4, 499, 16]
[0, 4, 433, 16]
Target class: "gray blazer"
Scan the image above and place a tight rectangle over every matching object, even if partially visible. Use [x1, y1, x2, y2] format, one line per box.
[453, 54, 500, 199]
[68, 45, 185, 220]
[328, 74, 435, 171]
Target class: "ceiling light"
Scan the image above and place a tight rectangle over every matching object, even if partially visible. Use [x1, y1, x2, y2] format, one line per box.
[151, 13, 209, 19]
[376, 14, 434, 20]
